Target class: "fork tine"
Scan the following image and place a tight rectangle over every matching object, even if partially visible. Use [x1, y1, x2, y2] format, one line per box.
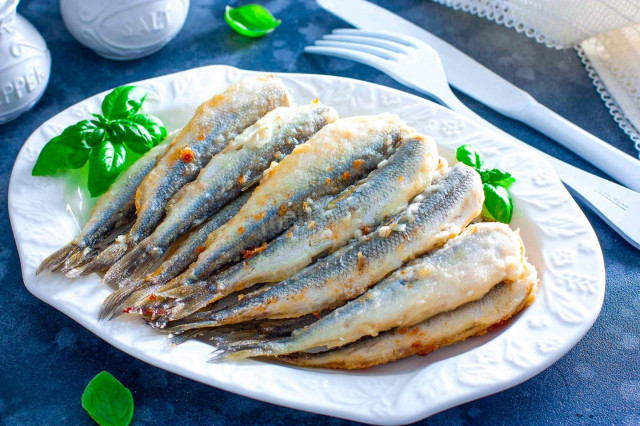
[322, 34, 411, 54]
[304, 46, 393, 74]
[314, 40, 399, 61]
[332, 28, 418, 47]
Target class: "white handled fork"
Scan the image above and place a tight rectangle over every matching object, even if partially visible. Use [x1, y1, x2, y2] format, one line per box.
[306, 29, 640, 249]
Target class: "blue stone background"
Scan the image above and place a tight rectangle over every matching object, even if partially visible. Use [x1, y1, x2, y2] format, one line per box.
[2, 0, 639, 424]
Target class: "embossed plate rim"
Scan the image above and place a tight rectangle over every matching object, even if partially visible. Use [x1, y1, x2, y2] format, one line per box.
[8, 65, 605, 424]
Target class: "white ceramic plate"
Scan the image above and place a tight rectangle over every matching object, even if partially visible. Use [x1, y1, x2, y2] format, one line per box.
[9, 65, 605, 424]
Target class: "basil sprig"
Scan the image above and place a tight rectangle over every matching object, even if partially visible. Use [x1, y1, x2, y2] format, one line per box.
[456, 144, 516, 224]
[32, 86, 166, 197]
[81, 371, 134, 426]
[224, 4, 281, 37]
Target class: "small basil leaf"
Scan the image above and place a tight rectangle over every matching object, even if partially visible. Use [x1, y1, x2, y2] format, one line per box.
[456, 144, 485, 169]
[88, 141, 127, 197]
[101, 86, 148, 120]
[107, 121, 128, 143]
[91, 113, 109, 126]
[225, 4, 281, 38]
[58, 121, 100, 150]
[126, 114, 167, 144]
[117, 121, 155, 154]
[81, 371, 134, 426]
[32, 136, 89, 176]
[85, 127, 106, 147]
[481, 168, 516, 188]
[483, 183, 513, 224]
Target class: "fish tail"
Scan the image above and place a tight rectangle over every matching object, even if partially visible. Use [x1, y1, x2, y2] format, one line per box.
[207, 330, 261, 346]
[152, 280, 223, 322]
[99, 288, 135, 321]
[116, 285, 185, 323]
[98, 279, 155, 321]
[168, 329, 208, 346]
[60, 247, 101, 274]
[126, 257, 166, 286]
[37, 244, 81, 275]
[73, 239, 130, 278]
[103, 241, 163, 287]
[159, 313, 225, 333]
[208, 340, 278, 362]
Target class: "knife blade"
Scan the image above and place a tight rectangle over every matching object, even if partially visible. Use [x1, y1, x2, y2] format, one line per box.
[317, 0, 534, 116]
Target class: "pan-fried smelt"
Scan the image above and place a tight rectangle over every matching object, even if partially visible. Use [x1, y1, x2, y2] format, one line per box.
[36, 137, 172, 275]
[161, 163, 483, 332]
[98, 190, 254, 320]
[281, 266, 538, 369]
[140, 114, 414, 319]
[151, 134, 440, 321]
[208, 222, 533, 361]
[102, 104, 338, 285]
[87, 75, 292, 279]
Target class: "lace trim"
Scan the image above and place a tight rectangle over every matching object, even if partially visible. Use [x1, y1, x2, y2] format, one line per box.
[432, 0, 565, 48]
[434, 0, 640, 155]
[576, 45, 640, 157]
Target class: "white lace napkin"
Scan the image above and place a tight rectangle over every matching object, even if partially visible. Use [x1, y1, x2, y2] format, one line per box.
[434, 0, 640, 157]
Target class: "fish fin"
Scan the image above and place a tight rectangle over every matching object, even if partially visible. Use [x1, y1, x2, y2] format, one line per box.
[37, 244, 80, 275]
[159, 313, 222, 333]
[207, 330, 261, 346]
[151, 281, 218, 322]
[60, 247, 100, 274]
[63, 264, 88, 279]
[77, 239, 130, 278]
[240, 175, 262, 192]
[98, 279, 156, 321]
[61, 248, 101, 277]
[126, 255, 166, 286]
[168, 329, 206, 346]
[207, 340, 274, 362]
[103, 242, 163, 287]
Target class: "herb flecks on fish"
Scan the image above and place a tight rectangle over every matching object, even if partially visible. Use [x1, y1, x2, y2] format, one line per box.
[148, 133, 439, 322]
[143, 114, 413, 306]
[102, 104, 338, 286]
[207, 222, 533, 361]
[159, 163, 483, 332]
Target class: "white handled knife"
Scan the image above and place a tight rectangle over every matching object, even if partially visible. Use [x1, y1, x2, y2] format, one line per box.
[317, 0, 640, 192]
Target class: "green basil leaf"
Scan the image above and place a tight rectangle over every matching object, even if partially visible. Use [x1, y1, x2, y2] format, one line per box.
[114, 120, 155, 154]
[57, 121, 104, 150]
[81, 371, 134, 426]
[32, 136, 89, 176]
[106, 121, 128, 144]
[91, 113, 109, 126]
[483, 183, 513, 224]
[456, 144, 485, 169]
[126, 114, 167, 144]
[481, 168, 516, 188]
[85, 127, 107, 147]
[101, 86, 148, 120]
[225, 4, 281, 38]
[88, 141, 127, 197]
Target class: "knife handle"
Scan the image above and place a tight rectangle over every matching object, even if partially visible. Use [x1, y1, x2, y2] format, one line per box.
[510, 101, 640, 192]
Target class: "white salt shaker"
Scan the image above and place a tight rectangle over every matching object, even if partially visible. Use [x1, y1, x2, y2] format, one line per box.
[0, 0, 51, 125]
[60, 0, 190, 61]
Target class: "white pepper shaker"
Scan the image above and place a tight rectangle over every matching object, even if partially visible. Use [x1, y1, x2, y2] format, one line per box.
[60, 0, 190, 61]
[0, 0, 51, 125]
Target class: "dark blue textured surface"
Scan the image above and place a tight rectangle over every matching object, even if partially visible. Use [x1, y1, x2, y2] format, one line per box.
[2, 0, 639, 424]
